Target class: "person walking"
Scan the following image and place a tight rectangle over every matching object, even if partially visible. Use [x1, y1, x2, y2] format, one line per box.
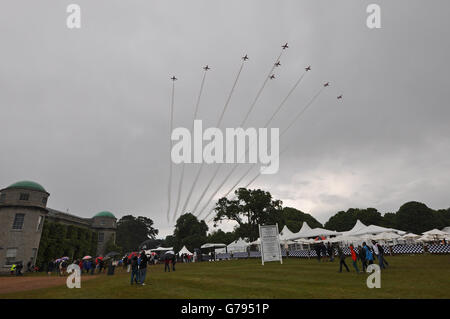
[337, 246, 349, 273]
[363, 242, 374, 265]
[130, 255, 139, 285]
[376, 242, 389, 268]
[139, 251, 148, 285]
[358, 245, 367, 272]
[371, 240, 384, 269]
[349, 245, 360, 273]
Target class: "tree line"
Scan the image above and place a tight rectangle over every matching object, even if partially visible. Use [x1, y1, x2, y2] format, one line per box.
[110, 188, 450, 255]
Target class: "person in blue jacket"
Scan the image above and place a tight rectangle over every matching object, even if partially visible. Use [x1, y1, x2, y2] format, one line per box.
[363, 242, 374, 265]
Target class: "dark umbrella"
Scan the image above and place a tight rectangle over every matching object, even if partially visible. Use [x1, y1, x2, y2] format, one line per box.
[105, 251, 120, 258]
[164, 250, 175, 260]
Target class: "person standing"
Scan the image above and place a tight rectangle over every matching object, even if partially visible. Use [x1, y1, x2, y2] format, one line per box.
[327, 243, 334, 262]
[321, 243, 328, 262]
[47, 260, 54, 276]
[130, 255, 139, 285]
[10, 263, 16, 275]
[337, 246, 349, 273]
[90, 260, 95, 275]
[139, 251, 148, 285]
[314, 244, 321, 262]
[349, 245, 360, 273]
[164, 256, 171, 272]
[172, 255, 176, 271]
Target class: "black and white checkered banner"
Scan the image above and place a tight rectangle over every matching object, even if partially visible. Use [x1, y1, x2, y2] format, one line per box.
[428, 244, 450, 254]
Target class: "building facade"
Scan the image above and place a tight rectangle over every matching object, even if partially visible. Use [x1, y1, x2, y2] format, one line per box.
[0, 181, 116, 272]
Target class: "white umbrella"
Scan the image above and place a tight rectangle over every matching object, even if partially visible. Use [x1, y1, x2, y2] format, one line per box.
[402, 233, 420, 239]
[373, 232, 401, 241]
[422, 229, 448, 237]
[417, 235, 434, 242]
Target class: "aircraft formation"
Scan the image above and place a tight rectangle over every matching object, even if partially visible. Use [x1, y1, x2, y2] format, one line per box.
[166, 42, 343, 223]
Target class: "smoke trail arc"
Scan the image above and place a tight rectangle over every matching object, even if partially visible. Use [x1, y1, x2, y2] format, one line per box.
[192, 46, 287, 217]
[180, 58, 247, 216]
[172, 68, 209, 222]
[201, 85, 328, 221]
[166, 77, 177, 223]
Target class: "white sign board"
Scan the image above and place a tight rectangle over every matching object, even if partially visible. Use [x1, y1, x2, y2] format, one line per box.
[259, 224, 283, 265]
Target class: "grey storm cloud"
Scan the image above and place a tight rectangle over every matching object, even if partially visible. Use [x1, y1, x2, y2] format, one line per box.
[1, 0, 449, 236]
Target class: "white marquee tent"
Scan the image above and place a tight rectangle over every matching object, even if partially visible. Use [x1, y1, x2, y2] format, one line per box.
[226, 238, 250, 253]
[288, 222, 340, 240]
[279, 225, 296, 241]
[342, 220, 367, 236]
[351, 224, 405, 236]
[422, 229, 448, 237]
[178, 245, 193, 255]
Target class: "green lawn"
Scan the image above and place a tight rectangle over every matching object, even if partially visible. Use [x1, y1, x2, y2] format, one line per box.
[2, 254, 449, 299]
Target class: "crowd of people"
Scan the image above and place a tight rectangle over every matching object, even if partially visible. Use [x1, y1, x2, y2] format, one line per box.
[313, 240, 389, 273]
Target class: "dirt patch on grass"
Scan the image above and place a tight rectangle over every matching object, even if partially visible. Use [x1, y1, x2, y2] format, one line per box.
[0, 274, 99, 295]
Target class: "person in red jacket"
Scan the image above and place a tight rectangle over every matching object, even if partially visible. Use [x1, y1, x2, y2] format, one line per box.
[349, 245, 360, 273]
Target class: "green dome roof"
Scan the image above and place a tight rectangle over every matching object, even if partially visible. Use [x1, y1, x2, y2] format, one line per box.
[7, 181, 47, 192]
[94, 211, 116, 218]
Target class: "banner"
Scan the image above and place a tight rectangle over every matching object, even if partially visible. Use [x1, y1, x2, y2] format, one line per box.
[259, 224, 283, 265]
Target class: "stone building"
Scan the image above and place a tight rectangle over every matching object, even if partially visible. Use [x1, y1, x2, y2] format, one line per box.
[0, 181, 116, 272]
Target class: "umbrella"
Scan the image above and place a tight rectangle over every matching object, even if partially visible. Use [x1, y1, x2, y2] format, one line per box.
[422, 229, 448, 237]
[373, 232, 401, 241]
[61, 256, 69, 260]
[402, 233, 420, 239]
[127, 252, 138, 259]
[165, 250, 175, 255]
[82, 255, 92, 260]
[105, 251, 120, 258]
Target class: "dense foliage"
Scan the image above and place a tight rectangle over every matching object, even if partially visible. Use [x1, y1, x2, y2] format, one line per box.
[324, 202, 450, 233]
[213, 188, 283, 241]
[36, 220, 98, 270]
[169, 213, 208, 252]
[116, 215, 158, 253]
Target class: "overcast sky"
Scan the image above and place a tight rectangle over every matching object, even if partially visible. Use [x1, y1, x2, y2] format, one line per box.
[1, 0, 449, 237]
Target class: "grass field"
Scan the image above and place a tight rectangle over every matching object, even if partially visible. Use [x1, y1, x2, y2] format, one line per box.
[1, 254, 449, 299]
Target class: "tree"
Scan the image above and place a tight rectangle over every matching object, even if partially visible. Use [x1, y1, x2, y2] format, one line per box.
[395, 202, 440, 234]
[36, 220, 97, 270]
[381, 212, 397, 228]
[138, 238, 164, 250]
[213, 188, 283, 241]
[116, 215, 159, 252]
[173, 213, 208, 252]
[324, 208, 384, 231]
[207, 229, 236, 245]
[280, 207, 322, 232]
[434, 208, 450, 229]
[104, 236, 122, 255]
